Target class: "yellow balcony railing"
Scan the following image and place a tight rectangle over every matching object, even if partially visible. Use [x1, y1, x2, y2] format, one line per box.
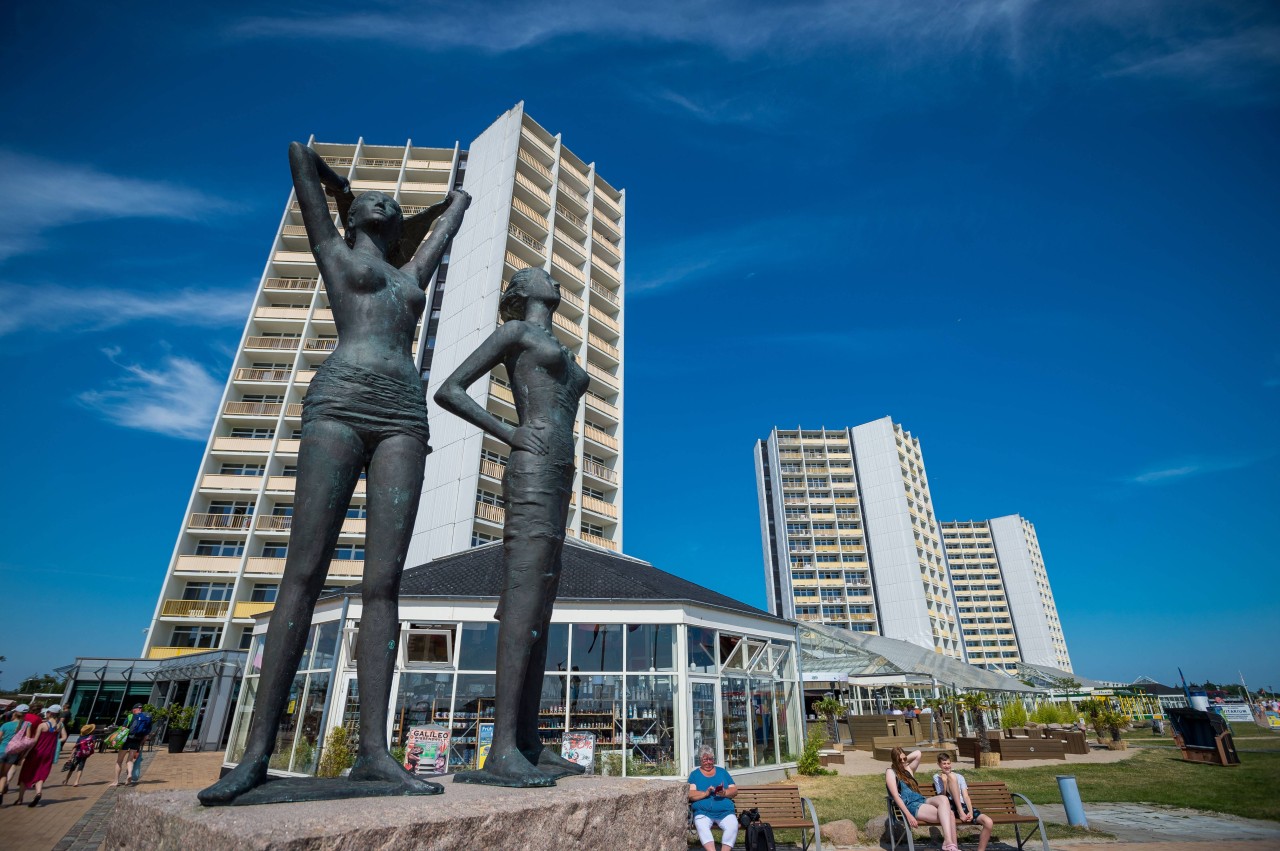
[581, 532, 618, 551]
[476, 502, 506, 525]
[582, 495, 619, 519]
[583, 424, 618, 450]
[588, 333, 619, 360]
[148, 647, 210, 660]
[234, 601, 275, 619]
[588, 306, 619, 334]
[245, 557, 287, 574]
[480, 459, 506, 481]
[174, 555, 240, 574]
[188, 513, 253, 531]
[583, 460, 619, 485]
[585, 395, 620, 422]
[245, 336, 301, 351]
[586, 362, 619, 389]
[552, 312, 582, 338]
[161, 599, 230, 618]
[263, 277, 318, 291]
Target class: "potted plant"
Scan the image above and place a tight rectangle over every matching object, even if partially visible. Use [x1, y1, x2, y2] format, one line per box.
[164, 704, 197, 753]
[960, 692, 999, 767]
[813, 696, 845, 750]
[924, 697, 950, 744]
[1102, 709, 1129, 750]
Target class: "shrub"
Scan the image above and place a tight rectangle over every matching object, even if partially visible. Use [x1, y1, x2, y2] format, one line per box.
[797, 734, 835, 776]
[1001, 701, 1028, 728]
[316, 726, 356, 778]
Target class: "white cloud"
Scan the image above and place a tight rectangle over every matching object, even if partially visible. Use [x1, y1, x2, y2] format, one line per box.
[78, 349, 223, 440]
[0, 283, 252, 337]
[1126, 455, 1262, 485]
[1105, 27, 1280, 98]
[0, 150, 234, 261]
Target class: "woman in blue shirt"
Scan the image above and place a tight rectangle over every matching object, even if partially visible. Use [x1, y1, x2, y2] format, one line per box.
[688, 745, 738, 851]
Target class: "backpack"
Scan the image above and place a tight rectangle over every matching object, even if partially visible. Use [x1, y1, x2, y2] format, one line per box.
[739, 808, 777, 851]
[76, 735, 96, 759]
[130, 712, 153, 737]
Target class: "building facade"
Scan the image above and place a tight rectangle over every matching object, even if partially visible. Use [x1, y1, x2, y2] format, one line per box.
[942, 516, 1072, 672]
[144, 103, 625, 660]
[755, 418, 964, 660]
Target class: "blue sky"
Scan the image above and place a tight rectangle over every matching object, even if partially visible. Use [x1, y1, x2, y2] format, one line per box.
[1, 1, 1277, 693]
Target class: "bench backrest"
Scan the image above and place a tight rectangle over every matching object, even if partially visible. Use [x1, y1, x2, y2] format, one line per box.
[965, 782, 1020, 816]
[735, 785, 807, 822]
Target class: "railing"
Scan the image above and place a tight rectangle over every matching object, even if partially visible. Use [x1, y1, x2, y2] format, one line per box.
[558, 287, 584, 311]
[480, 459, 506, 480]
[264, 277, 318, 290]
[313, 308, 334, 321]
[321, 156, 355, 167]
[552, 312, 582, 338]
[511, 197, 549, 230]
[592, 258, 621, 286]
[245, 557, 287, 574]
[520, 128, 555, 158]
[508, 223, 545, 253]
[583, 459, 619, 484]
[586, 362, 619, 388]
[518, 149, 552, 180]
[589, 306, 620, 333]
[286, 403, 304, 417]
[224, 401, 283, 417]
[589, 281, 620, 307]
[584, 424, 619, 450]
[559, 158, 590, 185]
[255, 306, 309, 321]
[358, 157, 402, 168]
[189, 513, 253, 530]
[515, 172, 551, 205]
[581, 532, 618, 551]
[594, 213, 620, 240]
[233, 601, 275, 619]
[476, 502, 506, 524]
[582, 495, 619, 519]
[554, 227, 585, 251]
[281, 225, 308, 236]
[245, 336, 301, 350]
[211, 435, 272, 452]
[595, 190, 622, 218]
[161, 599, 230, 618]
[235, 367, 292, 382]
[329, 559, 364, 577]
[257, 514, 292, 531]
[148, 647, 210, 660]
[405, 159, 453, 172]
[174, 555, 241, 573]
[201, 474, 264, 491]
[592, 240, 620, 267]
[557, 182, 588, 207]
[556, 204, 586, 230]
[304, 338, 338, 351]
[551, 254, 585, 281]
[588, 333, 619, 359]
[505, 250, 532, 271]
[489, 380, 515, 404]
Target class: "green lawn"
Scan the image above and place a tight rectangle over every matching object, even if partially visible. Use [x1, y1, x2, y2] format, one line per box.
[789, 745, 1280, 835]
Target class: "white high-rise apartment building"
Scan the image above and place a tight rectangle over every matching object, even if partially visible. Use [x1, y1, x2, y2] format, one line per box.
[941, 516, 1072, 673]
[755, 417, 964, 660]
[144, 104, 625, 659]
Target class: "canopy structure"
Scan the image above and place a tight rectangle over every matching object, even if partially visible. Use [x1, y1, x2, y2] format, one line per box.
[798, 622, 1037, 694]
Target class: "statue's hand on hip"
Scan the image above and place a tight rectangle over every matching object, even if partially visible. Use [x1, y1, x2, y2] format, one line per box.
[510, 424, 549, 455]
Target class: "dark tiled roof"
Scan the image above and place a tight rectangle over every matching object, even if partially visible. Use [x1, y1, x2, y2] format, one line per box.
[340, 539, 780, 621]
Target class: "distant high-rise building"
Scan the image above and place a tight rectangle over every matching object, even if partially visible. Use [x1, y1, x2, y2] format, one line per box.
[755, 417, 964, 660]
[941, 516, 1072, 672]
[144, 103, 625, 659]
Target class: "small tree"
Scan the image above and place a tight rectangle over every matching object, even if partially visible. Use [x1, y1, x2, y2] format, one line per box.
[813, 696, 845, 745]
[1001, 700, 1028, 729]
[796, 734, 834, 776]
[316, 726, 356, 778]
[925, 697, 950, 743]
[960, 692, 993, 755]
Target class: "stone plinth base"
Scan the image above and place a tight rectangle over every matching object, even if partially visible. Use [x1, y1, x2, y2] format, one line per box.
[105, 774, 688, 850]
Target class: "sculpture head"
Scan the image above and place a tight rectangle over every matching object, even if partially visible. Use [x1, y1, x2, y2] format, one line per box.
[500, 267, 560, 321]
[345, 191, 404, 250]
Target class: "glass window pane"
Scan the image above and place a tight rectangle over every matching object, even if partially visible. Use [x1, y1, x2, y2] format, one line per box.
[687, 626, 716, 674]
[544, 624, 570, 673]
[298, 624, 319, 671]
[457, 622, 501, 671]
[626, 675, 678, 776]
[721, 675, 750, 770]
[269, 673, 308, 772]
[312, 621, 341, 670]
[227, 677, 258, 763]
[774, 680, 797, 761]
[392, 672, 455, 753]
[719, 633, 746, 671]
[406, 632, 451, 664]
[292, 671, 329, 774]
[571, 624, 623, 672]
[625, 624, 675, 672]
[750, 677, 776, 767]
[690, 681, 718, 769]
[570, 674, 622, 774]
[537, 674, 569, 753]
[451, 673, 496, 771]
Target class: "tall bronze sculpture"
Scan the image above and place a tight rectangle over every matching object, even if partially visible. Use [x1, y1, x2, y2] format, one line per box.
[434, 267, 589, 787]
[199, 143, 469, 806]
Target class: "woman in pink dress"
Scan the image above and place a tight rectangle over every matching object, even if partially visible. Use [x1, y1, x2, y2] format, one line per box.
[14, 705, 65, 807]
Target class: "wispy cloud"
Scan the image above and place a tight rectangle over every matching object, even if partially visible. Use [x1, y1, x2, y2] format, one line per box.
[0, 283, 252, 337]
[78, 348, 223, 440]
[1126, 455, 1263, 485]
[0, 150, 234, 261]
[1105, 27, 1280, 99]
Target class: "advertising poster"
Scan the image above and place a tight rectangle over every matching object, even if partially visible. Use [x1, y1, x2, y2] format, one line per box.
[560, 731, 596, 773]
[476, 722, 494, 769]
[403, 724, 451, 776]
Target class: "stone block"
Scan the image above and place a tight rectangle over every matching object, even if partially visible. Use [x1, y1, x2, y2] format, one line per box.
[821, 818, 862, 846]
[105, 774, 688, 850]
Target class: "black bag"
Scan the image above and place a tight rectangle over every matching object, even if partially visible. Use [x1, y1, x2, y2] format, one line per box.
[745, 820, 777, 851]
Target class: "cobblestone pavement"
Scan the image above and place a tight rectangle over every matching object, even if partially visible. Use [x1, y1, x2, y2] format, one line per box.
[0, 746, 225, 851]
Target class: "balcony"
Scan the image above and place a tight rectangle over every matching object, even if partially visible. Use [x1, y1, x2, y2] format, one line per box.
[585, 394, 619, 423]
[582, 459, 619, 485]
[480, 459, 506, 481]
[512, 196, 549, 230]
[556, 181, 588, 209]
[553, 228, 586, 259]
[515, 172, 551, 207]
[489, 378, 515, 405]
[264, 277, 318, 291]
[593, 211, 621, 240]
[589, 281, 620, 308]
[586, 362, 619, 389]
[175, 555, 241, 574]
[556, 204, 586, 231]
[476, 502, 506, 525]
[148, 647, 211, 660]
[160, 599, 230, 619]
[581, 532, 618, 552]
[520, 127, 555, 159]
[223, 401, 282, 418]
[594, 190, 622, 218]
[234, 601, 275, 620]
[551, 253, 585, 282]
[256, 513, 364, 535]
[588, 306, 620, 334]
[558, 286, 584, 313]
[508, 223, 545, 253]
[245, 336, 301, 351]
[350, 179, 399, 193]
[200, 474, 263, 491]
[245, 557, 286, 574]
[582, 495, 618, 519]
[552, 312, 582, 339]
[505, 250, 533, 273]
[188, 513, 253, 531]
[405, 158, 452, 172]
[591, 259, 621, 288]
[294, 371, 315, 386]
[211, 437, 274, 453]
[235, 367, 292, 383]
[559, 158, 590, 186]
[313, 308, 334, 322]
[304, 338, 338, 352]
[517, 149, 552, 181]
[588, 333, 619, 361]
[584, 424, 619, 451]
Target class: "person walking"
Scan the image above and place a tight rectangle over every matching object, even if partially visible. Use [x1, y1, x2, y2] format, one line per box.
[14, 705, 66, 807]
[111, 704, 151, 787]
[62, 724, 96, 787]
[0, 703, 37, 802]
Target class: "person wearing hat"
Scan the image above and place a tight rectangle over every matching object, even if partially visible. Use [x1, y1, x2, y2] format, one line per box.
[14, 705, 66, 807]
[0, 704, 36, 802]
[63, 724, 97, 787]
[111, 703, 152, 788]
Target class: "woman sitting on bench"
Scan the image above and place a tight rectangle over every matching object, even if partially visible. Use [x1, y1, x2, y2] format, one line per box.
[886, 747, 960, 851]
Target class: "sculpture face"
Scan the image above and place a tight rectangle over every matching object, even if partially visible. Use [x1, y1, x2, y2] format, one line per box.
[348, 192, 403, 238]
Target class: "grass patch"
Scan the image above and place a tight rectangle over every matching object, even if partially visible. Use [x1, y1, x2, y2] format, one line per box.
[789, 746, 1279, 832]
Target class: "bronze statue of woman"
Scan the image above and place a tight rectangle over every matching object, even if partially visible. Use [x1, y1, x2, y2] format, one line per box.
[199, 143, 469, 805]
[434, 267, 589, 787]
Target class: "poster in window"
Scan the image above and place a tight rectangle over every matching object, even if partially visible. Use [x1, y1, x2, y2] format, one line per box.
[403, 724, 451, 776]
[560, 731, 596, 772]
[476, 721, 494, 769]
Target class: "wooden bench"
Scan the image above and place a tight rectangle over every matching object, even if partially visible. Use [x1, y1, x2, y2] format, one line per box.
[1042, 728, 1089, 755]
[957, 736, 1065, 762]
[886, 780, 1048, 851]
[689, 785, 822, 850]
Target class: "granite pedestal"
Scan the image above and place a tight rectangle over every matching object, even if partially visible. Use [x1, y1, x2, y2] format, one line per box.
[105, 774, 688, 850]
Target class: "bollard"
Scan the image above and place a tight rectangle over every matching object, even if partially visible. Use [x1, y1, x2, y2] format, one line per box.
[1056, 775, 1088, 828]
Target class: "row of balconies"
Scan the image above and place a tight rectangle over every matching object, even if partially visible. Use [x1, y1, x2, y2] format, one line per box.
[173, 554, 364, 577]
[158, 599, 274, 620]
[199, 473, 367, 494]
[186, 513, 366, 534]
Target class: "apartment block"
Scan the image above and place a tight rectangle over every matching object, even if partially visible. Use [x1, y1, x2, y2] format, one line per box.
[756, 417, 964, 659]
[144, 103, 625, 659]
[942, 516, 1072, 672]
